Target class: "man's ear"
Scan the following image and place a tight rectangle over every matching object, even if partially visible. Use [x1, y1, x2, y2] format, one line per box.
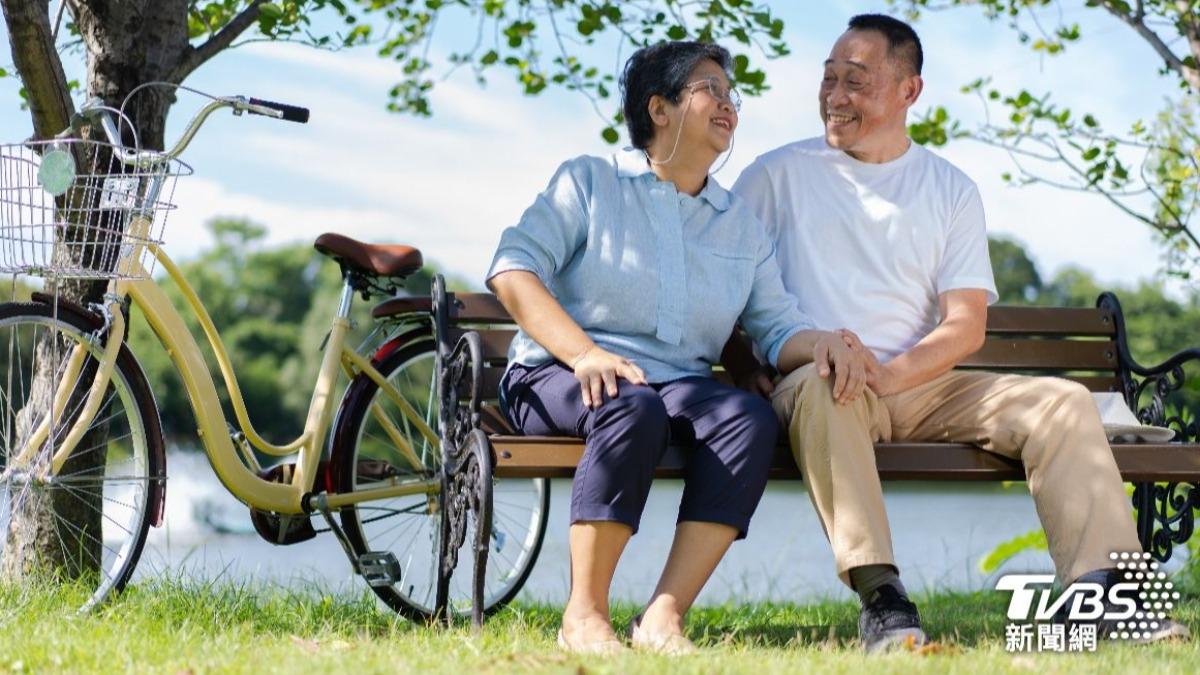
[903, 75, 924, 108]
[647, 94, 671, 129]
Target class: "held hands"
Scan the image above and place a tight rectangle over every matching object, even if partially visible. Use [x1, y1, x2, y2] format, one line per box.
[812, 331, 868, 404]
[835, 329, 901, 398]
[571, 345, 648, 408]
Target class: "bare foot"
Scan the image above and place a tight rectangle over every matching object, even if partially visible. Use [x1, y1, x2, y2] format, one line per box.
[637, 598, 686, 637]
[559, 608, 625, 654]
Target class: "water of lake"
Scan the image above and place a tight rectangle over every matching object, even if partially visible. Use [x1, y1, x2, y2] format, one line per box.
[134, 451, 1189, 606]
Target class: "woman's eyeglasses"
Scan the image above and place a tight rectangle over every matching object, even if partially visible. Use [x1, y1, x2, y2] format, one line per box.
[684, 77, 742, 111]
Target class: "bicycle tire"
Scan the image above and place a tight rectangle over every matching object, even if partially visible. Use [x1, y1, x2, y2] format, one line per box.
[329, 334, 549, 622]
[0, 300, 164, 611]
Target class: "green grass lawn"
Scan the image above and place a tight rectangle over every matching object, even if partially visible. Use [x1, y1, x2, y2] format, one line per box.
[1, 579, 1197, 674]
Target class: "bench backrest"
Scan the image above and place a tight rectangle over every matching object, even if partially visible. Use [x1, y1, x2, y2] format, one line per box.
[427, 294, 1125, 407]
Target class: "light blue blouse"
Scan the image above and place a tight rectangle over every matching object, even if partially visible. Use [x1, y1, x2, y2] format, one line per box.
[486, 148, 812, 383]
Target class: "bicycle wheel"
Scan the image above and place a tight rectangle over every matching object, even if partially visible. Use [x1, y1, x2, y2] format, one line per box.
[331, 335, 549, 622]
[0, 301, 163, 610]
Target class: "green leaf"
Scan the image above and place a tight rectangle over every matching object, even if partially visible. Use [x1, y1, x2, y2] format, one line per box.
[979, 529, 1047, 574]
[667, 25, 686, 40]
[1082, 147, 1101, 161]
[1083, 114, 1098, 128]
[601, 126, 619, 144]
[259, 2, 284, 20]
[0, 68, 7, 78]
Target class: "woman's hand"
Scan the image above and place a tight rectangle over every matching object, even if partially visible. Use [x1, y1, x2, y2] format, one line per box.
[572, 347, 648, 408]
[813, 332, 867, 405]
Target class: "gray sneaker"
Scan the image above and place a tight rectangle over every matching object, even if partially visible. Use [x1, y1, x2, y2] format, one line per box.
[858, 585, 928, 653]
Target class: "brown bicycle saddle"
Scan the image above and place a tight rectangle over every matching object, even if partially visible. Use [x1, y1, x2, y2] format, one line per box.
[313, 232, 424, 278]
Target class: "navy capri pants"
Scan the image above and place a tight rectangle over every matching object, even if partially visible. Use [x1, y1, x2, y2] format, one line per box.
[501, 361, 779, 538]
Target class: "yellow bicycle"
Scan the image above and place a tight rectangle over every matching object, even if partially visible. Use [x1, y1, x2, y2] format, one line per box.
[0, 87, 548, 624]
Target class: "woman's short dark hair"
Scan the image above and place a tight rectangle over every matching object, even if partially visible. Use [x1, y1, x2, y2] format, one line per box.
[620, 41, 732, 150]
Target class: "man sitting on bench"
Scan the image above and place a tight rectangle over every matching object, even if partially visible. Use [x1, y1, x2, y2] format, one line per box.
[731, 13, 1190, 652]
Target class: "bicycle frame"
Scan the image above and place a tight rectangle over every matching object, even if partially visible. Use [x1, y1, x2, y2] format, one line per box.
[31, 238, 441, 515]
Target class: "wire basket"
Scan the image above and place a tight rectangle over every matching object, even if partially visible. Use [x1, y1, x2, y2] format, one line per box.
[0, 137, 191, 280]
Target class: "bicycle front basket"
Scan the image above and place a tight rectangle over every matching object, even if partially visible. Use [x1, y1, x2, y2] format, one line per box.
[0, 137, 191, 280]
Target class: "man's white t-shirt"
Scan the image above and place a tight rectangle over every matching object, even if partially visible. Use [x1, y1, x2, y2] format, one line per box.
[732, 136, 998, 362]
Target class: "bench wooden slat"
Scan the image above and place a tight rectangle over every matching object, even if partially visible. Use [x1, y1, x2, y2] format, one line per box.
[490, 437, 1200, 482]
[371, 293, 518, 323]
[451, 293, 512, 322]
[464, 337, 1119, 373]
[961, 338, 1118, 371]
[371, 295, 429, 320]
[449, 328, 516, 362]
[475, 370, 1123, 402]
[986, 306, 1116, 336]
[377, 297, 1119, 343]
[1070, 376, 1124, 392]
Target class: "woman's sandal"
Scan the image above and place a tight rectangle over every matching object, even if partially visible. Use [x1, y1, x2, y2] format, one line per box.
[556, 627, 627, 656]
[628, 615, 699, 656]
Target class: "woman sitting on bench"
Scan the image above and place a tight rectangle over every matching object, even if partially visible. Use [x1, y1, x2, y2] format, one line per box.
[486, 41, 865, 655]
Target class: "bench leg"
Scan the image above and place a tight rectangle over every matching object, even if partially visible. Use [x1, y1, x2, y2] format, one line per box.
[466, 429, 494, 629]
[432, 314, 493, 627]
[1133, 481, 1200, 563]
[433, 428, 494, 628]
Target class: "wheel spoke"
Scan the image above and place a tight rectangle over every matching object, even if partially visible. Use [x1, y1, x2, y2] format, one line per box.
[0, 309, 156, 612]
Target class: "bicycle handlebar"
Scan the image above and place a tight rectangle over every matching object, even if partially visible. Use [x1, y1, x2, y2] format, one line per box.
[75, 92, 309, 168]
[247, 97, 310, 124]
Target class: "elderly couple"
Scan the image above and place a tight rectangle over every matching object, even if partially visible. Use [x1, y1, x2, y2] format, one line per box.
[485, 14, 1187, 654]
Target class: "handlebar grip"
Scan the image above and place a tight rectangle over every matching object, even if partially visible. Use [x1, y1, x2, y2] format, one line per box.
[248, 97, 310, 124]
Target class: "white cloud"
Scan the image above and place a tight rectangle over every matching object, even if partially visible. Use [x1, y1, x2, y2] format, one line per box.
[165, 44, 613, 286]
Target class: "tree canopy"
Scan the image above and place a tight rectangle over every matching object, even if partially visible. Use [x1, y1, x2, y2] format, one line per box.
[2, 1, 788, 144]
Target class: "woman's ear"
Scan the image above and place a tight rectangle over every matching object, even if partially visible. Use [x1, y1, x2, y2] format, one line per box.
[647, 94, 671, 129]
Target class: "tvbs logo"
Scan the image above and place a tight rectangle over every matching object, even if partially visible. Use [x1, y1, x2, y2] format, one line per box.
[997, 575, 1138, 622]
[996, 552, 1180, 651]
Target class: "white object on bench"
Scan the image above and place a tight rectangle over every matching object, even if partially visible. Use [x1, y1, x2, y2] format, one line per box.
[1093, 392, 1176, 443]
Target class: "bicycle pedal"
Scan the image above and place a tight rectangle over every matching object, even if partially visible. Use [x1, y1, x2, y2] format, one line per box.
[358, 551, 402, 587]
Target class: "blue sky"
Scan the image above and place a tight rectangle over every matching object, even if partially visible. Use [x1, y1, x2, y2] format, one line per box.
[0, 2, 1185, 293]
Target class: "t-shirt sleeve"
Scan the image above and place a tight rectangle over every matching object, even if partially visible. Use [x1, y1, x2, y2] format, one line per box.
[740, 228, 815, 369]
[937, 182, 998, 305]
[731, 159, 781, 242]
[485, 158, 590, 285]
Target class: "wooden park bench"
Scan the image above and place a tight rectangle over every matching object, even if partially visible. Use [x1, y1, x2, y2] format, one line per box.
[373, 287, 1200, 573]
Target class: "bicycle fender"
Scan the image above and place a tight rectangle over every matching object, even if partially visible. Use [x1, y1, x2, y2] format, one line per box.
[29, 293, 169, 527]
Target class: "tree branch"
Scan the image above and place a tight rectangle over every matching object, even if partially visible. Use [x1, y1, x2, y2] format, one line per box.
[1100, 0, 1199, 89]
[1, 0, 75, 139]
[170, 0, 265, 82]
[1175, 0, 1200, 87]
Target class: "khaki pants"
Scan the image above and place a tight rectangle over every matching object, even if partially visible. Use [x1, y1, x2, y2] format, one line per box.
[771, 365, 1141, 586]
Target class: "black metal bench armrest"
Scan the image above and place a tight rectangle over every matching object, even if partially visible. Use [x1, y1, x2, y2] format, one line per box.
[1122, 345, 1200, 379]
[1099, 292, 1199, 439]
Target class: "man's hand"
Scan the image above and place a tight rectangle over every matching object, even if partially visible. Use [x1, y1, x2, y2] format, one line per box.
[572, 347, 648, 408]
[734, 365, 776, 398]
[813, 332, 867, 404]
[836, 328, 902, 397]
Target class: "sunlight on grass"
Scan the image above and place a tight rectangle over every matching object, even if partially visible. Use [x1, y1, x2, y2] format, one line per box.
[0, 578, 1196, 673]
